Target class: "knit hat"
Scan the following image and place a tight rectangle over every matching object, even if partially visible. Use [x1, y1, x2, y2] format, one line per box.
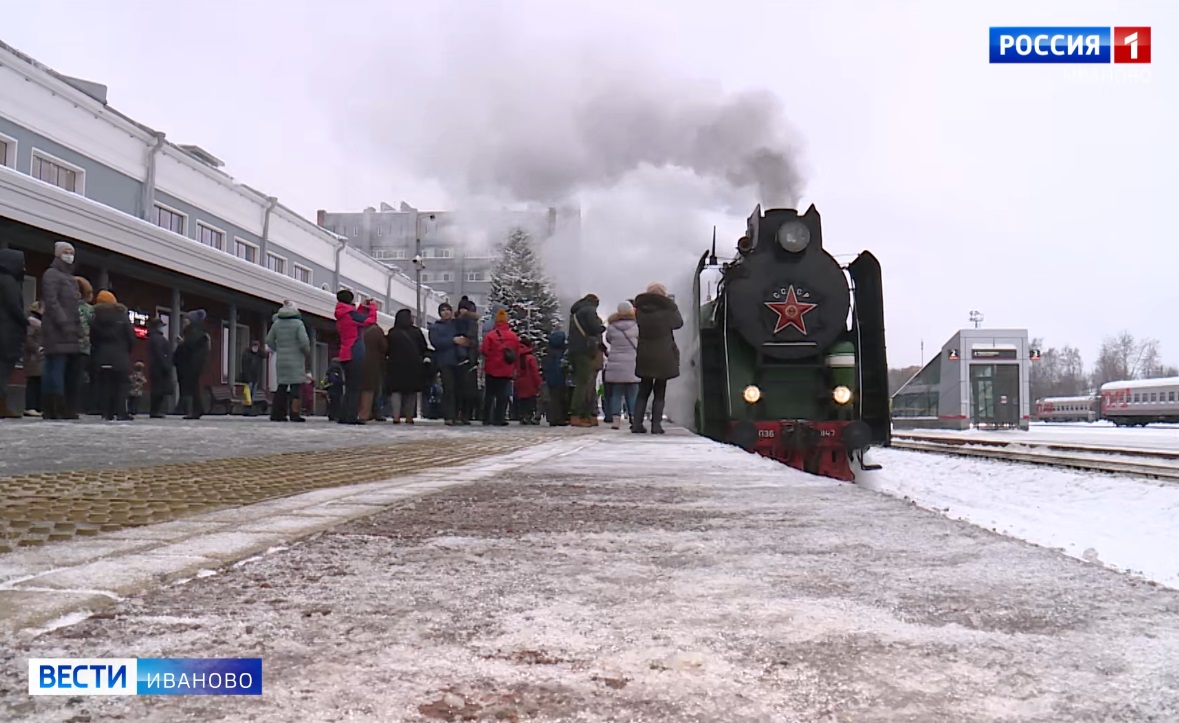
[95, 290, 116, 304]
[617, 301, 632, 314]
[438, 301, 453, 315]
[54, 241, 74, 258]
[645, 282, 668, 296]
[458, 295, 476, 313]
[495, 308, 509, 324]
[337, 289, 355, 304]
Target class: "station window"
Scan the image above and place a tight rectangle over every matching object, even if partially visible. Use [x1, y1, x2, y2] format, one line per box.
[153, 204, 187, 235]
[292, 264, 312, 285]
[197, 222, 226, 252]
[0, 134, 15, 168]
[266, 253, 286, 275]
[31, 150, 84, 194]
[465, 271, 487, 282]
[234, 238, 258, 264]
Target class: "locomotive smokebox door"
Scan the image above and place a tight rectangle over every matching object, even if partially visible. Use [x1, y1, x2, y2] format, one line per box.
[724, 206, 851, 361]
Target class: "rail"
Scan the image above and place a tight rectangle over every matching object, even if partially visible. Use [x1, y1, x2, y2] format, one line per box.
[890, 432, 1179, 482]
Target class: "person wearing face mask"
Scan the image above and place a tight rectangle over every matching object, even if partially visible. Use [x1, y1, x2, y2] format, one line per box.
[239, 338, 266, 416]
[40, 242, 83, 419]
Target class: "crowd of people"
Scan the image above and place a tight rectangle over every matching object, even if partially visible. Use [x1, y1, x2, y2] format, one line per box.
[2, 241, 684, 430]
[0, 242, 217, 421]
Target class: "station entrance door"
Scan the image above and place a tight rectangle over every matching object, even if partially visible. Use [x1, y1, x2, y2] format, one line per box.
[969, 363, 1020, 428]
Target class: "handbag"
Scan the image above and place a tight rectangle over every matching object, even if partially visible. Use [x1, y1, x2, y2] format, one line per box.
[573, 316, 605, 370]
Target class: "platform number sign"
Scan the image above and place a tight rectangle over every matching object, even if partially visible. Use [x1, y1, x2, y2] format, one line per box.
[1029, 348, 1041, 361]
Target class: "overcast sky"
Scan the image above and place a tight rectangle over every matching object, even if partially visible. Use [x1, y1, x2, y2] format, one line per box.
[4, 0, 1175, 369]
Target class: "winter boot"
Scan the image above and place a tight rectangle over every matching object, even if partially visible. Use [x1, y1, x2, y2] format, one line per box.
[182, 396, 199, 420]
[42, 394, 61, 420]
[270, 389, 289, 421]
[59, 395, 79, 420]
[289, 396, 305, 423]
[651, 395, 666, 435]
[0, 396, 19, 419]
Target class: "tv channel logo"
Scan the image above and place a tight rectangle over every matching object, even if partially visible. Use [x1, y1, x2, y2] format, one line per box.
[29, 658, 263, 696]
[990, 27, 1151, 64]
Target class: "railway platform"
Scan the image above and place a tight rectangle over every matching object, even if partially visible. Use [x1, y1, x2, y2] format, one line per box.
[1, 420, 1178, 722]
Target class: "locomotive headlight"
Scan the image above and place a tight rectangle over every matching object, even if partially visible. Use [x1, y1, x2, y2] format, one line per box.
[833, 386, 852, 405]
[777, 221, 811, 253]
[743, 385, 762, 404]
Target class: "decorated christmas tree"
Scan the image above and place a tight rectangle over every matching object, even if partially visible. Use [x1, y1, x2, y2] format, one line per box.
[485, 227, 563, 358]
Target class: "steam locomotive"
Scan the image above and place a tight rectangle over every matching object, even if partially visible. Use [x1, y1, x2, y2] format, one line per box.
[692, 204, 892, 481]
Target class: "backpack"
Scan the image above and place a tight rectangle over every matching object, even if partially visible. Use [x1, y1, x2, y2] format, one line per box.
[497, 330, 517, 364]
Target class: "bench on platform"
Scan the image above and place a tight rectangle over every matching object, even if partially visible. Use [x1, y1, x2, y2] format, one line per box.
[205, 384, 269, 415]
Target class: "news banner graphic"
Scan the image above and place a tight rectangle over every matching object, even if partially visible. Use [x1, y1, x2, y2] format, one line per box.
[28, 658, 262, 696]
[990, 27, 1151, 64]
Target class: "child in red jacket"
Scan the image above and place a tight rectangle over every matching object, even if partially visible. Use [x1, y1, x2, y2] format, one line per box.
[480, 309, 522, 426]
[514, 339, 543, 425]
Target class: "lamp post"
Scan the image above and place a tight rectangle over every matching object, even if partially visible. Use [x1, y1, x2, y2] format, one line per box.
[414, 212, 436, 327]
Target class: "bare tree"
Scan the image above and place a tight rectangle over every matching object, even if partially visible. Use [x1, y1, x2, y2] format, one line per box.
[1029, 338, 1088, 399]
[1092, 331, 1161, 386]
[888, 365, 923, 396]
[1058, 345, 1086, 394]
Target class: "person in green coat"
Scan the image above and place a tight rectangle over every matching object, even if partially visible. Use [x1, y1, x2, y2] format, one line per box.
[265, 301, 311, 422]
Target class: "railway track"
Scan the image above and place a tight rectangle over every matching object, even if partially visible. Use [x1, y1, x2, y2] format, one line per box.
[890, 433, 1179, 481]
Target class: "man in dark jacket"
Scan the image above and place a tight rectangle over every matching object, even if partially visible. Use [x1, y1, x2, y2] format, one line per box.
[427, 302, 468, 425]
[567, 294, 605, 427]
[40, 241, 82, 419]
[174, 309, 211, 419]
[239, 340, 265, 416]
[455, 298, 480, 424]
[146, 317, 173, 418]
[0, 248, 28, 419]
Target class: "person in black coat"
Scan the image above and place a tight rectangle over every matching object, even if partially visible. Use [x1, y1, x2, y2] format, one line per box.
[385, 308, 428, 423]
[146, 317, 173, 418]
[90, 290, 136, 421]
[0, 248, 28, 419]
[174, 309, 210, 419]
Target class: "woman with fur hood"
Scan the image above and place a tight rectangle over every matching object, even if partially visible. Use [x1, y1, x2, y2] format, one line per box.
[631, 282, 683, 435]
[266, 301, 312, 422]
[602, 301, 640, 430]
[89, 290, 136, 421]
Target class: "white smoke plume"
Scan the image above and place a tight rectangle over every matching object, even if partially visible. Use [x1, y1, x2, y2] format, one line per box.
[330, 8, 808, 426]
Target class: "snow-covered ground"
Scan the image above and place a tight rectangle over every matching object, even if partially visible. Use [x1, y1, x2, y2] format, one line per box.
[3, 432, 1179, 722]
[895, 421, 1179, 452]
[862, 448, 1179, 589]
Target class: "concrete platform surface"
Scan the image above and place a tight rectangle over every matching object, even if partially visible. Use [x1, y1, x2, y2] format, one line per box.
[2, 429, 1178, 722]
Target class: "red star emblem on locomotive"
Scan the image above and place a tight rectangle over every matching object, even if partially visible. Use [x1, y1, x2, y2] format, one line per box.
[765, 286, 818, 335]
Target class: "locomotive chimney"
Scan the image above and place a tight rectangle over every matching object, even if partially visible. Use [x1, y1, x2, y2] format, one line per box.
[709, 226, 718, 266]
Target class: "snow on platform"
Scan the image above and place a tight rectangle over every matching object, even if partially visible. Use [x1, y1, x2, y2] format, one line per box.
[863, 448, 1179, 589]
[3, 429, 1178, 722]
[897, 421, 1179, 453]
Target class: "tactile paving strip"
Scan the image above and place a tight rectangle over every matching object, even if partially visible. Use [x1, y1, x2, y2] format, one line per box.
[0, 433, 571, 552]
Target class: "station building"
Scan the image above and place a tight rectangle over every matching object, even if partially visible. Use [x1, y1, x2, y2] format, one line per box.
[891, 328, 1033, 430]
[0, 39, 447, 411]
